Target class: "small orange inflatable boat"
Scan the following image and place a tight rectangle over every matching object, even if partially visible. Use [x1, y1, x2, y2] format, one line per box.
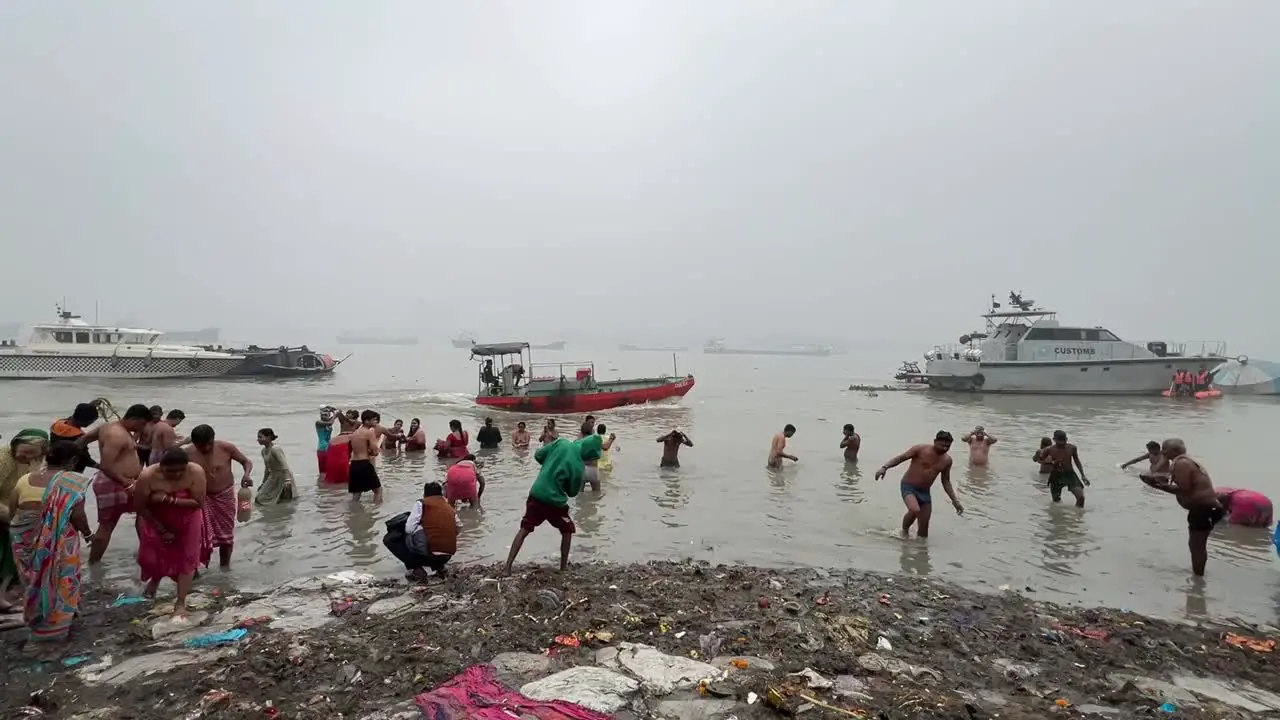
[1161, 388, 1223, 399]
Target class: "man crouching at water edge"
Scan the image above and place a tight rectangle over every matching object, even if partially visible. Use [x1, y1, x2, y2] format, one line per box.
[874, 431, 963, 538]
[1141, 438, 1225, 577]
[502, 437, 592, 574]
[383, 481, 457, 581]
[1039, 430, 1089, 507]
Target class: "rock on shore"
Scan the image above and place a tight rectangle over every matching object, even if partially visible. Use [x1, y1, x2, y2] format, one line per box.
[3, 561, 1280, 719]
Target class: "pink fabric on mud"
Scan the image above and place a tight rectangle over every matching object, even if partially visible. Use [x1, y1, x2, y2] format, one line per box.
[416, 664, 613, 720]
[1219, 487, 1274, 527]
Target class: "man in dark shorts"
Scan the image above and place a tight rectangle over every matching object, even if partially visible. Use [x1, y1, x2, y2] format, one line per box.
[874, 431, 963, 538]
[1039, 430, 1090, 507]
[349, 410, 384, 502]
[502, 436, 589, 573]
[657, 429, 693, 468]
[1140, 438, 1224, 576]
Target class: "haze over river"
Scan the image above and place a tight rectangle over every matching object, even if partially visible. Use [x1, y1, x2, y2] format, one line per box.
[4, 343, 1278, 624]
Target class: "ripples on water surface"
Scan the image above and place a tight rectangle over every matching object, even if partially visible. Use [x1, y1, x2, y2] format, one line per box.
[3, 344, 1279, 623]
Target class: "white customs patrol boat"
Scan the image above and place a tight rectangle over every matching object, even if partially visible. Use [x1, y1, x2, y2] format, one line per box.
[0, 307, 246, 380]
[921, 292, 1228, 395]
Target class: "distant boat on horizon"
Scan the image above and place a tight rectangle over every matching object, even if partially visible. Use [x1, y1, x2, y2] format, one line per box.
[619, 343, 689, 352]
[337, 332, 419, 346]
[703, 338, 832, 357]
[531, 340, 567, 351]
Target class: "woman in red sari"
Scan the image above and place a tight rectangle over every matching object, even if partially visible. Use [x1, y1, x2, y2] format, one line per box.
[134, 447, 207, 618]
[444, 419, 470, 460]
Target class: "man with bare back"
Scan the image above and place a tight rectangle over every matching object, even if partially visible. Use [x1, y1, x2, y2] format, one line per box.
[184, 424, 254, 568]
[840, 424, 861, 462]
[349, 410, 384, 502]
[657, 429, 693, 468]
[1039, 430, 1089, 507]
[135, 405, 164, 466]
[86, 403, 152, 563]
[875, 431, 963, 538]
[767, 425, 798, 469]
[1140, 438, 1225, 577]
[960, 425, 997, 466]
[146, 409, 186, 464]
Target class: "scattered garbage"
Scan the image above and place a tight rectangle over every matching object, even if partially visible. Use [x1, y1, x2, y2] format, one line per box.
[199, 689, 234, 713]
[329, 597, 361, 616]
[788, 667, 834, 690]
[1224, 632, 1276, 653]
[1159, 702, 1177, 713]
[183, 628, 249, 648]
[109, 595, 147, 608]
[1051, 622, 1110, 641]
[12, 562, 1280, 719]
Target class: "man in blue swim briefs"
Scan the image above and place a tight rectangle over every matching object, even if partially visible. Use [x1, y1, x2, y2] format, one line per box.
[874, 430, 964, 538]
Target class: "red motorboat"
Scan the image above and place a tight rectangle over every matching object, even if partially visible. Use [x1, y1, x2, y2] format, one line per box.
[469, 342, 695, 413]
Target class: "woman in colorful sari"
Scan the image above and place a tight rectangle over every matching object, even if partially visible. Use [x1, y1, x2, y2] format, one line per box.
[22, 440, 92, 643]
[0, 430, 48, 614]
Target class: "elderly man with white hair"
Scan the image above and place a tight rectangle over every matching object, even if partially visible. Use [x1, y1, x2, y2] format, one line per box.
[1140, 438, 1225, 577]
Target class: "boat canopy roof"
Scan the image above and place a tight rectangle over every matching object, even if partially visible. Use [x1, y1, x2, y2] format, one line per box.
[470, 342, 530, 357]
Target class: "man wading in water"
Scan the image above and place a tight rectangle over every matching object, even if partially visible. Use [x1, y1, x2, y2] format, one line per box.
[84, 404, 151, 563]
[1040, 430, 1089, 507]
[184, 425, 254, 568]
[767, 425, 798, 469]
[1121, 441, 1165, 473]
[960, 425, 997, 466]
[1141, 438, 1225, 577]
[875, 431, 963, 538]
[657, 429, 693, 468]
[840, 424, 861, 462]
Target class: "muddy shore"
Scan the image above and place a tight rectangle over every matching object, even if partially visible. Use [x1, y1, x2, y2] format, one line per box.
[4, 561, 1280, 719]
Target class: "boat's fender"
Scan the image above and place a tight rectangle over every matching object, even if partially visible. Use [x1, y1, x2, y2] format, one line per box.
[972, 373, 985, 388]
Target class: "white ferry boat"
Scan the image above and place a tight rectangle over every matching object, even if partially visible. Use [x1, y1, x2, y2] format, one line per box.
[922, 292, 1229, 395]
[0, 308, 246, 380]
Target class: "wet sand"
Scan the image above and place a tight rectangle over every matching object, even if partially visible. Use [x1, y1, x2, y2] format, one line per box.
[5, 561, 1279, 719]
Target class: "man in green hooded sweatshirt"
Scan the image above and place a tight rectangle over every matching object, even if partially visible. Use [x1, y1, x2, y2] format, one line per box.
[503, 436, 599, 573]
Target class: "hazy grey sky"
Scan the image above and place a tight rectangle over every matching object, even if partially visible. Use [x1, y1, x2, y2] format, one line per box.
[1, 2, 1276, 349]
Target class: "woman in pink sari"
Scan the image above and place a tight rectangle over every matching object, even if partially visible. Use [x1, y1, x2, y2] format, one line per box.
[134, 447, 207, 617]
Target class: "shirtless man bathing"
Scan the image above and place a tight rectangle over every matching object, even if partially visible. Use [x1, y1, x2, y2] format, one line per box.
[875, 431, 963, 538]
[145, 409, 186, 464]
[1140, 438, 1225, 577]
[657, 428, 693, 468]
[1036, 430, 1089, 507]
[349, 410, 387, 503]
[960, 426, 996, 465]
[83, 404, 152, 563]
[767, 425, 798, 469]
[184, 424, 254, 568]
[840, 424, 861, 462]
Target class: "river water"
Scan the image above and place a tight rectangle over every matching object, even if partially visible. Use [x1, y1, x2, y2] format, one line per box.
[4, 343, 1279, 624]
